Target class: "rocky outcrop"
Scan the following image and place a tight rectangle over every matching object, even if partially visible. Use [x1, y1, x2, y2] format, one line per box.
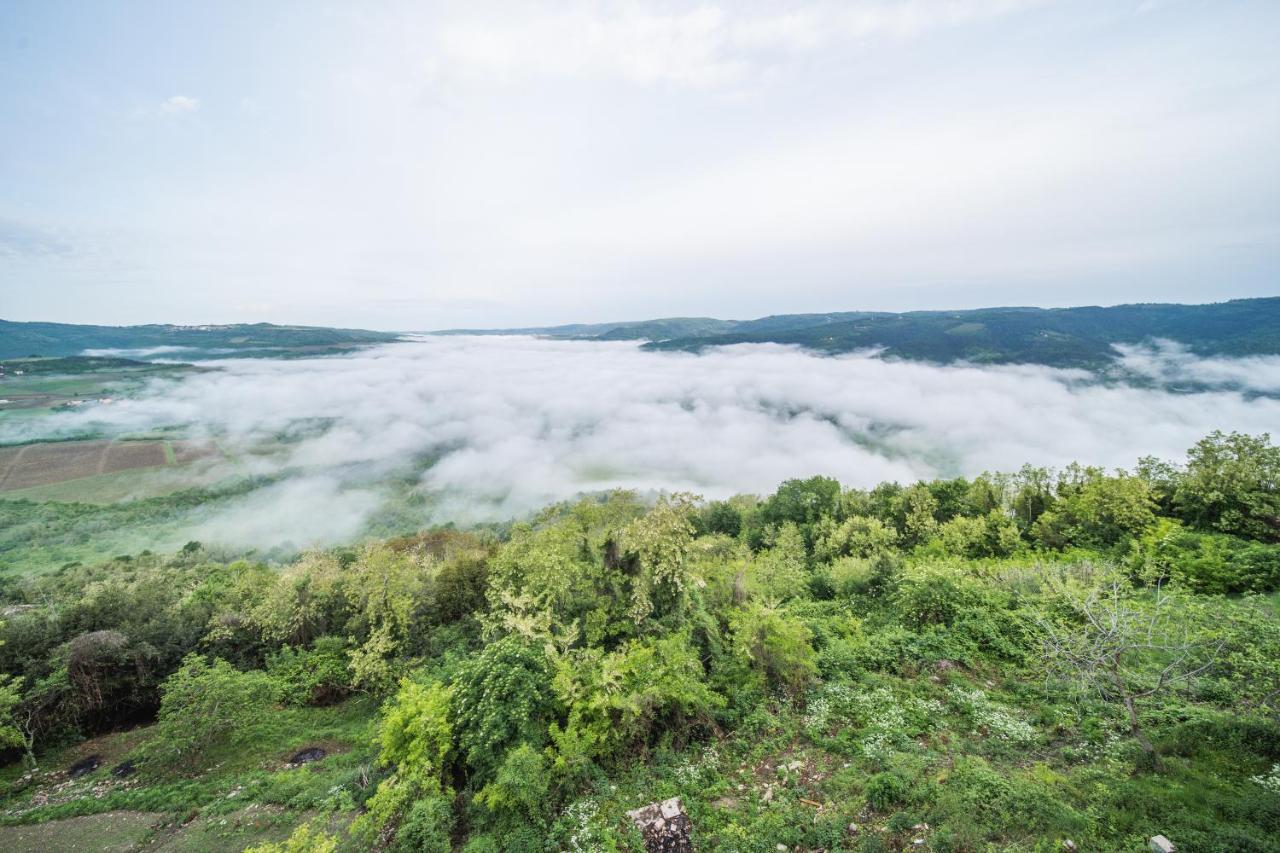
[627, 797, 693, 852]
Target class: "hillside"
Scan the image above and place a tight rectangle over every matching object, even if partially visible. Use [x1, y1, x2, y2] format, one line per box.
[437, 298, 1280, 369]
[0, 321, 400, 359]
[645, 298, 1280, 367]
[2, 432, 1279, 851]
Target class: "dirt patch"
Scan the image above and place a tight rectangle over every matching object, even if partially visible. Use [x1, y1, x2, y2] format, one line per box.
[101, 442, 166, 474]
[0, 810, 162, 852]
[171, 440, 218, 465]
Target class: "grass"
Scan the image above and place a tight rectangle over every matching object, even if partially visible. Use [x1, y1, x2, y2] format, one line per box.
[0, 810, 164, 852]
[0, 697, 377, 850]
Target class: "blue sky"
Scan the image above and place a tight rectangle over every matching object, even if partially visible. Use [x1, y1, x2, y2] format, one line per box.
[2, 0, 1278, 329]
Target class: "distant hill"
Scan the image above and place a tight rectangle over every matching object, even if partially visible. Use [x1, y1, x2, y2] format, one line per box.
[433, 316, 740, 341]
[645, 298, 1280, 367]
[0, 321, 400, 359]
[438, 298, 1280, 369]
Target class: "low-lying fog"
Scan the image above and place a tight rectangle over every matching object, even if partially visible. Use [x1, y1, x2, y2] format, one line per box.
[7, 336, 1280, 551]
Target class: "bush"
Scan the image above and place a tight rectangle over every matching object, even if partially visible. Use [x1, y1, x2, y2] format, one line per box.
[451, 636, 555, 781]
[142, 655, 280, 768]
[266, 636, 351, 706]
[865, 771, 909, 810]
[1128, 519, 1280, 593]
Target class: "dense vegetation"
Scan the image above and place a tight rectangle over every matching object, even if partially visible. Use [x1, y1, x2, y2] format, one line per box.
[1, 431, 1279, 851]
[0, 321, 398, 359]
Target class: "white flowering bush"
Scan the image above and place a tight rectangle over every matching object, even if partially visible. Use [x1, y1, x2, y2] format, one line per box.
[947, 685, 1036, 744]
[673, 744, 721, 786]
[1251, 764, 1280, 794]
[560, 797, 603, 853]
[803, 682, 939, 759]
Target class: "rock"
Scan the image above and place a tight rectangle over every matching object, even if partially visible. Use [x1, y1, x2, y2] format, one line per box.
[111, 760, 136, 778]
[1149, 836, 1176, 853]
[762, 784, 774, 803]
[847, 822, 859, 835]
[287, 747, 327, 766]
[67, 755, 101, 778]
[1063, 841, 1078, 851]
[627, 797, 693, 853]
[934, 659, 958, 672]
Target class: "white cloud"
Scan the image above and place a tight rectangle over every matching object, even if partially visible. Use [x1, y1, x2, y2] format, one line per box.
[1115, 339, 1280, 394]
[7, 337, 1280, 548]
[160, 95, 200, 115]
[421, 1, 1046, 89]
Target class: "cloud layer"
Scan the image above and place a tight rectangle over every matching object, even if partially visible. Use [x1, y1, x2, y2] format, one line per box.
[6, 337, 1280, 549]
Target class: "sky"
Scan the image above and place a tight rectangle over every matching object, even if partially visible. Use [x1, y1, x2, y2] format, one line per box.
[1, 0, 1278, 330]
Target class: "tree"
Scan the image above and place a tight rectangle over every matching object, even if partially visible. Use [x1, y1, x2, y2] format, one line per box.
[143, 655, 280, 768]
[1176, 431, 1280, 542]
[746, 522, 808, 601]
[0, 674, 26, 753]
[619, 493, 698, 624]
[354, 679, 455, 850]
[896, 484, 940, 548]
[450, 636, 556, 782]
[1038, 579, 1222, 771]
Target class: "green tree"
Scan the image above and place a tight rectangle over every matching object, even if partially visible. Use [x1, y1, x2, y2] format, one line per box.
[143, 655, 280, 768]
[1176, 431, 1280, 542]
[450, 636, 556, 782]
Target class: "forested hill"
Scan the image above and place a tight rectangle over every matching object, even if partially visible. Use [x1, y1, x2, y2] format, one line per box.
[438, 298, 1280, 369]
[0, 320, 400, 359]
[645, 298, 1280, 367]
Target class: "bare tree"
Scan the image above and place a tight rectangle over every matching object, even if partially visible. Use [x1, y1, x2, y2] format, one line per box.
[1039, 578, 1223, 772]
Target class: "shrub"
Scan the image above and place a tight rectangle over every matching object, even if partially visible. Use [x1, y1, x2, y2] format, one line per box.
[728, 603, 818, 694]
[865, 771, 909, 810]
[266, 636, 351, 706]
[553, 632, 724, 763]
[243, 822, 338, 853]
[451, 636, 556, 781]
[143, 655, 280, 768]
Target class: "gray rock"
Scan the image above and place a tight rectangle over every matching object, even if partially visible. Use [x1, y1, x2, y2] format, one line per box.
[627, 797, 693, 853]
[1149, 836, 1176, 853]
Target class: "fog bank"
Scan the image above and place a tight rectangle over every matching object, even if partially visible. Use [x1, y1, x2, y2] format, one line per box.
[7, 336, 1280, 549]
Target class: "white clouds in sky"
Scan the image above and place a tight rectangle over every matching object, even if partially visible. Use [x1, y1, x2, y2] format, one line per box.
[7, 337, 1280, 548]
[1, 0, 1277, 328]
[160, 95, 200, 115]
[421, 1, 1044, 89]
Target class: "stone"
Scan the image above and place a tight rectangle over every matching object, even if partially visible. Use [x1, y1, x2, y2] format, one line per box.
[67, 755, 101, 778]
[627, 797, 693, 853]
[846, 822, 859, 834]
[287, 747, 327, 766]
[1149, 836, 1175, 853]
[1063, 841, 1078, 851]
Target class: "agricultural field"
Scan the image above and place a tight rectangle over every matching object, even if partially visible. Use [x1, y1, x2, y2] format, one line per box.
[0, 440, 219, 500]
[0, 357, 198, 415]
